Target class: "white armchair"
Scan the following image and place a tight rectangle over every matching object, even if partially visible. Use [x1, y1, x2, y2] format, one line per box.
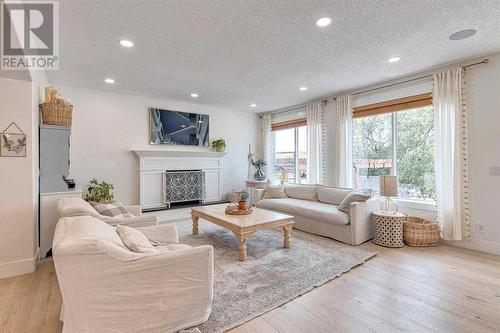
[57, 197, 157, 227]
[53, 216, 214, 333]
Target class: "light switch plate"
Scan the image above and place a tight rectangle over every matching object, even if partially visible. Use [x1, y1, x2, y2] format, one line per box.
[489, 167, 500, 176]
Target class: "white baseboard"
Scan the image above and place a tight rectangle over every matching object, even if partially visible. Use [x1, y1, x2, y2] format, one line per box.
[0, 248, 39, 279]
[442, 238, 500, 256]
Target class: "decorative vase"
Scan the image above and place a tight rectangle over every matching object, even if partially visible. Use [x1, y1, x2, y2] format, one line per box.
[254, 169, 265, 181]
[238, 201, 247, 210]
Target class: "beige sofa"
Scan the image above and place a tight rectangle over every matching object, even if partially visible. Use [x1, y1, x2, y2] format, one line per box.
[53, 216, 214, 333]
[256, 183, 379, 245]
[57, 197, 157, 227]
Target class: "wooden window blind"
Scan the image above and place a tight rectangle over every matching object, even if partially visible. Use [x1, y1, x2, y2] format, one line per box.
[353, 93, 432, 119]
[271, 117, 307, 131]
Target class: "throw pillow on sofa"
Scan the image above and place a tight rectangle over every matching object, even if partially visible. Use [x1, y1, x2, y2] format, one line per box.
[89, 200, 133, 218]
[116, 225, 157, 253]
[263, 182, 288, 199]
[338, 190, 372, 214]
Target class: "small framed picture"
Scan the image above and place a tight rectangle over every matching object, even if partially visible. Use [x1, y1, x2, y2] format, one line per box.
[1, 132, 27, 157]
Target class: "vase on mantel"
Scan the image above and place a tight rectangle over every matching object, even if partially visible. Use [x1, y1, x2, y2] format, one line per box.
[254, 169, 266, 181]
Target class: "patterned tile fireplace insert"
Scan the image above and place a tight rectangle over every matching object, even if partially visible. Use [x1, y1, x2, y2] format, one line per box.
[163, 170, 205, 207]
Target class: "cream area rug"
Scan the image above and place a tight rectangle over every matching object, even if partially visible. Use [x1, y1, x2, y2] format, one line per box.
[172, 220, 377, 333]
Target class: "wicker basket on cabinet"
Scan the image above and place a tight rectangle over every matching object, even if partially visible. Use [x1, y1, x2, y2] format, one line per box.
[40, 100, 73, 126]
[403, 216, 440, 247]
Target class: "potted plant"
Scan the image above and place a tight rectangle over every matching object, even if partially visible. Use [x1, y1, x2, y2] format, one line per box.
[252, 159, 267, 181]
[211, 138, 226, 152]
[85, 178, 114, 202]
[235, 190, 249, 210]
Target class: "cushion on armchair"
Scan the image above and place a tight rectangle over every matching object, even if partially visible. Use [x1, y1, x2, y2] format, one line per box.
[90, 201, 133, 218]
[116, 225, 157, 253]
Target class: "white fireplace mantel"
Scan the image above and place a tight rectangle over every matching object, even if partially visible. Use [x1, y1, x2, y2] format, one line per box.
[133, 150, 227, 158]
[134, 149, 227, 210]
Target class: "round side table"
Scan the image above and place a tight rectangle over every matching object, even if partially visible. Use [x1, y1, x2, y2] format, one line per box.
[372, 211, 405, 248]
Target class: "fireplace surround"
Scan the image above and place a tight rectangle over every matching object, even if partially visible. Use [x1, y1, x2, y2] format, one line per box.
[134, 150, 227, 210]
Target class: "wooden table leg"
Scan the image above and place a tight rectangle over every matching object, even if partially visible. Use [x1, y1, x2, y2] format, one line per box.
[235, 233, 253, 261]
[192, 215, 199, 235]
[283, 225, 292, 248]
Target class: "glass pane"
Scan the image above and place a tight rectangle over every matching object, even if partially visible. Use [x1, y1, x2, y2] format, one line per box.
[396, 106, 435, 200]
[352, 113, 393, 195]
[297, 126, 308, 184]
[274, 128, 296, 183]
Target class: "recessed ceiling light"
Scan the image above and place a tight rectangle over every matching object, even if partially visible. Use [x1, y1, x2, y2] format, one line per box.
[104, 78, 115, 84]
[315, 17, 332, 27]
[119, 39, 134, 47]
[250, 104, 257, 107]
[388, 56, 401, 63]
[449, 29, 477, 41]
[190, 93, 199, 98]
[299, 87, 308, 91]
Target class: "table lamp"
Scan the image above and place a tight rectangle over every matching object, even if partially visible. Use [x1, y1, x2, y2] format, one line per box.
[380, 175, 398, 214]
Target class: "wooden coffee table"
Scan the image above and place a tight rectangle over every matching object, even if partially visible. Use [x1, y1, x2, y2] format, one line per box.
[191, 204, 295, 261]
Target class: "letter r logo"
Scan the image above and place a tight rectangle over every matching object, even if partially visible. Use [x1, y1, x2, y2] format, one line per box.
[2, 1, 54, 56]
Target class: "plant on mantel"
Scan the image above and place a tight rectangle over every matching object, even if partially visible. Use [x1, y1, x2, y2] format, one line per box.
[211, 138, 226, 152]
[85, 178, 114, 203]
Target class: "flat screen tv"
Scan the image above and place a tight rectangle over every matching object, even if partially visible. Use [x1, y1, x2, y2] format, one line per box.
[150, 108, 209, 146]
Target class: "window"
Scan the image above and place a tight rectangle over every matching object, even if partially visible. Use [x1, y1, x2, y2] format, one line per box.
[273, 125, 308, 184]
[352, 96, 435, 201]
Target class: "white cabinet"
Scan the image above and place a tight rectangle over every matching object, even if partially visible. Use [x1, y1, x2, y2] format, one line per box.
[134, 150, 227, 210]
[140, 172, 165, 210]
[203, 170, 222, 203]
[40, 186, 82, 258]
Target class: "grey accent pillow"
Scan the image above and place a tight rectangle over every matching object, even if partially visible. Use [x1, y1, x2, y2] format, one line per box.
[338, 190, 372, 214]
[89, 200, 133, 218]
[263, 183, 288, 199]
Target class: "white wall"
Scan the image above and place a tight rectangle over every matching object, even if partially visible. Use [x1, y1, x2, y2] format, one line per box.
[55, 85, 259, 205]
[0, 77, 38, 278]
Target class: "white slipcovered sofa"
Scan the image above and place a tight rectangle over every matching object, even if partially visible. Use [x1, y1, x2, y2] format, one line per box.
[57, 197, 157, 227]
[53, 215, 214, 333]
[256, 183, 379, 245]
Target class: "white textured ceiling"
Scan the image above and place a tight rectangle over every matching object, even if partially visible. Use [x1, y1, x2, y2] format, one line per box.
[48, 0, 500, 112]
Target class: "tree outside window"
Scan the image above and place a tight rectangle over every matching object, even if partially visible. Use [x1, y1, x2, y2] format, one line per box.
[352, 106, 435, 200]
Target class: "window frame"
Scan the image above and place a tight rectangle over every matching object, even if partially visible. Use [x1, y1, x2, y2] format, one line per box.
[272, 124, 307, 184]
[352, 94, 435, 202]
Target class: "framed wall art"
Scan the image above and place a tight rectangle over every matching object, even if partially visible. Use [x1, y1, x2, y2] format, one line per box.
[1, 122, 27, 157]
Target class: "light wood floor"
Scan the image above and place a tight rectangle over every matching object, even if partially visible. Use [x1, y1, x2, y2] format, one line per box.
[1, 243, 500, 333]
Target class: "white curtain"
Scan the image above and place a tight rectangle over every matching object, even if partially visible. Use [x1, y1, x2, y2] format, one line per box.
[433, 68, 470, 240]
[261, 114, 273, 181]
[334, 95, 353, 187]
[306, 102, 324, 184]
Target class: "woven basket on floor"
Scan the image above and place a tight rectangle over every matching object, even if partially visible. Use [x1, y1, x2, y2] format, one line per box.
[40, 100, 73, 126]
[403, 216, 440, 247]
